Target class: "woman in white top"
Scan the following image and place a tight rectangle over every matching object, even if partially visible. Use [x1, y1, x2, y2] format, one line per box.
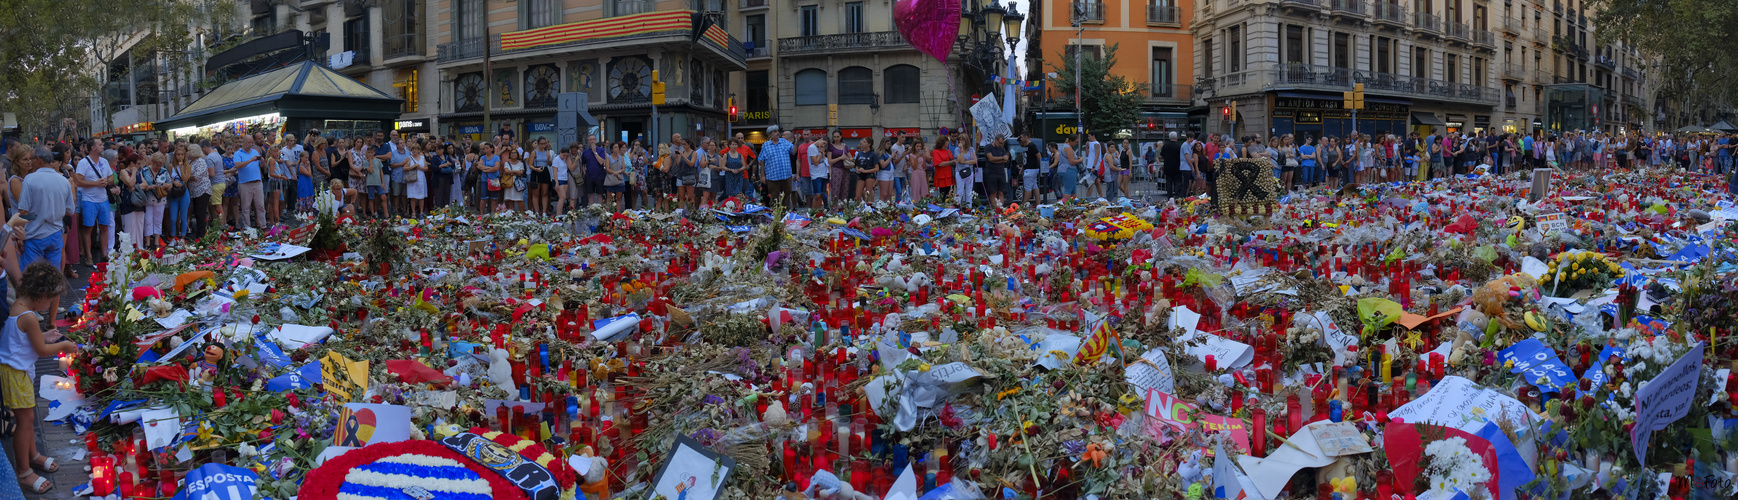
[327, 179, 357, 216]
[502, 148, 528, 210]
[405, 143, 428, 217]
[551, 144, 570, 215]
[955, 137, 978, 206]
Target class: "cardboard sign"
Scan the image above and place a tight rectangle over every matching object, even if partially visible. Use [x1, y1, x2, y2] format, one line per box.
[648, 435, 737, 500]
[1632, 342, 1703, 465]
[1537, 212, 1569, 233]
[1144, 389, 1251, 453]
[331, 403, 413, 448]
[1307, 421, 1373, 456]
[320, 351, 369, 402]
[170, 463, 259, 500]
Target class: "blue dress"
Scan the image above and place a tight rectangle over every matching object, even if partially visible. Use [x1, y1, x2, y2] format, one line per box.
[1059, 145, 1080, 195]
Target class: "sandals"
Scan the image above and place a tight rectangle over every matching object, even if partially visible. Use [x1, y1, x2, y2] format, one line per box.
[16, 471, 50, 494]
[31, 455, 57, 474]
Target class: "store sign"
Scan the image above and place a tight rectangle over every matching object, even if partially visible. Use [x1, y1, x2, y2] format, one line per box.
[1054, 123, 1086, 136]
[839, 128, 873, 139]
[742, 110, 771, 120]
[796, 128, 828, 137]
[394, 120, 427, 130]
[884, 128, 921, 137]
[1474, 115, 1491, 128]
[1275, 97, 1406, 114]
[529, 122, 555, 132]
[458, 125, 484, 134]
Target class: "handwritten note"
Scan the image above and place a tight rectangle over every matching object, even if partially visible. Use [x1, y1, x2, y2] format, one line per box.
[1388, 376, 1535, 433]
[1307, 421, 1373, 456]
[1632, 342, 1703, 465]
[1171, 306, 1255, 369]
[1314, 311, 1358, 366]
[1125, 348, 1175, 395]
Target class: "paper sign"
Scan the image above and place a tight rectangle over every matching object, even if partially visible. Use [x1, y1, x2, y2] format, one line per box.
[1307, 421, 1373, 456]
[140, 407, 183, 450]
[1171, 306, 1255, 369]
[1144, 389, 1251, 453]
[1632, 342, 1704, 465]
[270, 324, 335, 349]
[1313, 311, 1358, 366]
[331, 403, 414, 448]
[154, 310, 194, 329]
[1389, 376, 1535, 433]
[170, 463, 259, 500]
[1236, 426, 1337, 500]
[1125, 348, 1175, 396]
[320, 351, 369, 402]
[1033, 334, 1083, 370]
[649, 435, 736, 500]
[252, 243, 311, 261]
[1537, 213, 1569, 233]
[1498, 339, 1576, 393]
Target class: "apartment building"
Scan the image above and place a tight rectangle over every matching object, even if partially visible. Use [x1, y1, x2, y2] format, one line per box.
[1036, 0, 1200, 141]
[432, 0, 747, 145]
[1192, 0, 1504, 140]
[729, 0, 956, 144]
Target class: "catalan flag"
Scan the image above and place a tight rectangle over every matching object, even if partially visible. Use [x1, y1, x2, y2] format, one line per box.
[500, 11, 695, 51]
[1074, 319, 1114, 366]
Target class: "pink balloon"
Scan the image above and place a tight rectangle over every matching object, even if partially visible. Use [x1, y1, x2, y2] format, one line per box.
[894, 0, 960, 64]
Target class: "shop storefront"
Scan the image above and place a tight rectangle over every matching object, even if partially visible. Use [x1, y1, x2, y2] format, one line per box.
[526, 120, 557, 144]
[1412, 112, 1448, 136]
[393, 119, 430, 137]
[158, 61, 402, 140]
[1270, 94, 1410, 141]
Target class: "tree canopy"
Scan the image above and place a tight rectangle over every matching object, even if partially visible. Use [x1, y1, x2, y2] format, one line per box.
[1591, 0, 1738, 119]
[1051, 43, 1145, 139]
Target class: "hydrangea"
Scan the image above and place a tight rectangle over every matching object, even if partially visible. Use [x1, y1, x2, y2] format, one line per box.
[1422, 437, 1492, 499]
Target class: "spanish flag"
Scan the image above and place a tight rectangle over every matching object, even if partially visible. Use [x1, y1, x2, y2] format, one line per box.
[1074, 320, 1114, 366]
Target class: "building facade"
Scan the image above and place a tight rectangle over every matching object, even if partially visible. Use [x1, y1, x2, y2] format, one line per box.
[1036, 0, 1201, 141]
[728, 0, 956, 145]
[432, 0, 747, 146]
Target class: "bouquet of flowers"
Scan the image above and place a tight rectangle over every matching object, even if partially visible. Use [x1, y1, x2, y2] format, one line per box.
[1421, 436, 1493, 499]
[1540, 251, 1623, 295]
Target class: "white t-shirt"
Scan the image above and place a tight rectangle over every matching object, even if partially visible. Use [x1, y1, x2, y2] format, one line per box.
[807, 145, 828, 179]
[280, 144, 305, 165]
[552, 155, 569, 182]
[75, 157, 113, 203]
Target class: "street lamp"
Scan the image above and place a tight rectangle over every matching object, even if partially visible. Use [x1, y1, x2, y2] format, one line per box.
[1003, 5, 1024, 48]
[982, 1, 1005, 43]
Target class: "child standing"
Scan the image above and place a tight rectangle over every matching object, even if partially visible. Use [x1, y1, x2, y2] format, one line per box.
[4, 262, 78, 493]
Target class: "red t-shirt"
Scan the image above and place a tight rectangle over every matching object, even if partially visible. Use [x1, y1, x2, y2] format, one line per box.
[797, 141, 811, 177]
[932, 149, 955, 188]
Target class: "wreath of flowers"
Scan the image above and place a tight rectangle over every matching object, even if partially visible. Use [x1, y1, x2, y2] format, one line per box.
[298, 439, 531, 500]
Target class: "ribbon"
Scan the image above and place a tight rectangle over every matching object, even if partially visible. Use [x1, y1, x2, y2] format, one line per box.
[440, 432, 560, 500]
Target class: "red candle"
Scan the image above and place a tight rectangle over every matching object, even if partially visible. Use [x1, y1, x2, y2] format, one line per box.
[1251, 408, 1268, 457]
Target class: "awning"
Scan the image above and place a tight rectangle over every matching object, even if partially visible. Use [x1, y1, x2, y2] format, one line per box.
[1411, 112, 1446, 126]
[158, 61, 402, 130]
[1711, 120, 1738, 133]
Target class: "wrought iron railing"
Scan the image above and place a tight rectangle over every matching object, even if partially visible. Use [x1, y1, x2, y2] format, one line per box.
[739, 0, 766, 7]
[1283, 0, 1322, 7]
[748, 45, 770, 59]
[1372, 3, 1406, 24]
[1075, 1, 1105, 22]
[1197, 62, 1501, 105]
[1503, 63, 1525, 80]
[1414, 12, 1441, 32]
[1447, 22, 1471, 41]
[1622, 67, 1639, 79]
[1330, 0, 1364, 14]
[1150, 83, 1193, 100]
[436, 36, 489, 63]
[1146, 3, 1180, 24]
[1503, 18, 1522, 33]
[1594, 56, 1615, 68]
[778, 31, 907, 55]
[1473, 29, 1495, 47]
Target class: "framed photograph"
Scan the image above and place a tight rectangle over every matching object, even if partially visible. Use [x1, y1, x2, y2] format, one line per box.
[648, 435, 736, 500]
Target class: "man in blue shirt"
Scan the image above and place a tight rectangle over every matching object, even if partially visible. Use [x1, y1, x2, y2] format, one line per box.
[372, 131, 397, 215]
[578, 134, 607, 207]
[231, 135, 265, 229]
[758, 125, 796, 210]
[1718, 134, 1732, 175]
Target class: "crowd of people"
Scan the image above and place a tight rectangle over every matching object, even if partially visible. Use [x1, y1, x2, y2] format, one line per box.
[1, 121, 1735, 278]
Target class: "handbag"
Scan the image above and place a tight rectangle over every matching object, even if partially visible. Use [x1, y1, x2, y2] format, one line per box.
[605, 171, 625, 186]
[168, 167, 187, 198]
[404, 163, 420, 183]
[487, 177, 503, 191]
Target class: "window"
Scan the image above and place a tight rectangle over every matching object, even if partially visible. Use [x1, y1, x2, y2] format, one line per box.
[801, 5, 819, 37]
[455, 0, 481, 40]
[884, 64, 920, 103]
[526, 0, 558, 29]
[746, 15, 766, 49]
[838, 67, 873, 104]
[1447, 0, 1459, 23]
[1472, 4, 1486, 30]
[344, 16, 369, 54]
[1064, 44, 1102, 62]
[1333, 33, 1350, 69]
[1203, 38, 1214, 77]
[251, 15, 274, 34]
[1285, 25, 1306, 64]
[397, 69, 419, 113]
[1376, 37, 1392, 73]
[1414, 47, 1429, 78]
[845, 2, 864, 34]
[1151, 47, 1174, 92]
[795, 69, 827, 106]
[1228, 26, 1242, 71]
[747, 70, 770, 115]
[1447, 54, 1459, 82]
[1473, 57, 1485, 84]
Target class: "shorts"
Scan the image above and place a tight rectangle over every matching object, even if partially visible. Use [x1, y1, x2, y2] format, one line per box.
[210, 183, 226, 204]
[1023, 169, 1039, 188]
[365, 185, 384, 196]
[605, 184, 626, 193]
[0, 365, 32, 410]
[390, 182, 407, 197]
[982, 174, 1008, 195]
[810, 177, 830, 195]
[81, 200, 114, 226]
[20, 232, 62, 270]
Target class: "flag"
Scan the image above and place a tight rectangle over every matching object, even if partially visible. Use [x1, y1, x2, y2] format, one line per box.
[1074, 320, 1113, 366]
[1212, 439, 1249, 500]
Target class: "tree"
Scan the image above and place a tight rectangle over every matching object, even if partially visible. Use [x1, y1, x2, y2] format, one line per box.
[1590, 0, 1738, 119]
[1051, 43, 1145, 139]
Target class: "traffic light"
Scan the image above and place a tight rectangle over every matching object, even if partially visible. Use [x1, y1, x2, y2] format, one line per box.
[651, 70, 666, 106]
[1222, 106, 1231, 119]
[1343, 83, 1366, 110]
[727, 96, 737, 122]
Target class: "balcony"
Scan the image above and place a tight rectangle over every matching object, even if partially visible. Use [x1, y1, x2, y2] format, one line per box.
[382, 33, 424, 62]
[1622, 67, 1639, 80]
[747, 43, 770, 59]
[1447, 22, 1471, 41]
[1198, 62, 1501, 106]
[1150, 83, 1194, 102]
[1372, 3, 1406, 25]
[1553, 0, 1561, 13]
[1075, 1, 1105, 22]
[1506, 94, 1517, 109]
[436, 36, 490, 64]
[1579, 13, 1587, 25]
[1503, 18, 1522, 34]
[1414, 12, 1441, 33]
[1473, 29, 1495, 47]
[1147, 3, 1180, 25]
[1625, 94, 1645, 107]
[1502, 63, 1525, 80]
[1594, 55, 1615, 69]
[739, 0, 766, 8]
[1330, 0, 1364, 15]
[778, 31, 907, 55]
[1283, 0, 1323, 8]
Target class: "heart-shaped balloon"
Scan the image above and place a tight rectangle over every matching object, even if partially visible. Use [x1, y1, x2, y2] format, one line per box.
[894, 0, 960, 64]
